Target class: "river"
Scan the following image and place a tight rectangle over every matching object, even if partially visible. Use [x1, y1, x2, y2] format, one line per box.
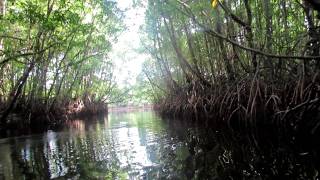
[0, 110, 319, 179]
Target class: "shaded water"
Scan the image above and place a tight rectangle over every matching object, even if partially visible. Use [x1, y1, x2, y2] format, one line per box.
[0, 111, 320, 179]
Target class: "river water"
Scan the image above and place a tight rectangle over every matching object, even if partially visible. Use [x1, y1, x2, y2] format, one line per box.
[0, 110, 319, 179]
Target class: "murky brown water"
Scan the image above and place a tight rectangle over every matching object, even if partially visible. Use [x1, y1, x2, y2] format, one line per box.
[0, 111, 320, 179]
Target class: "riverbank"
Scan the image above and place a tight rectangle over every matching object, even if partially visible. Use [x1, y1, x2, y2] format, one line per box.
[0, 97, 108, 132]
[155, 75, 320, 134]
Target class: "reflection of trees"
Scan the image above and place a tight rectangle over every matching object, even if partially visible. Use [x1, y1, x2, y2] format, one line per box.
[137, 115, 147, 146]
[3, 112, 320, 179]
[1, 120, 126, 179]
[9, 112, 315, 179]
[183, 128, 320, 179]
[0, 113, 191, 179]
[140, 118, 191, 179]
[7, 139, 51, 179]
[0, 140, 25, 179]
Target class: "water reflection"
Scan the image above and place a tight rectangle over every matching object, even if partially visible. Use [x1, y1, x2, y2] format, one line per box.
[184, 128, 320, 180]
[0, 111, 320, 179]
[0, 111, 190, 179]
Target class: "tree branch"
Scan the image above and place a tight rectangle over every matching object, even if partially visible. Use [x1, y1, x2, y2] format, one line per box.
[0, 42, 58, 65]
[175, 0, 320, 60]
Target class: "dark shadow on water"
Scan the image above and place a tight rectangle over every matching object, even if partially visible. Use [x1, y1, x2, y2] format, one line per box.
[0, 111, 319, 179]
[183, 127, 320, 179]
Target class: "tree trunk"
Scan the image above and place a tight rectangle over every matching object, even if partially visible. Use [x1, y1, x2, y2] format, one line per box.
[215, 8, 234, 81]
[244, 0, 257, 73]
[163, 17, 211, 86]
[0, 62, 35, 124]
[263, 0, 274, 77]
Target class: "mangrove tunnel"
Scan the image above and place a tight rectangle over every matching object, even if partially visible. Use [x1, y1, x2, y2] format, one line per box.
[0, 0, 320, 179]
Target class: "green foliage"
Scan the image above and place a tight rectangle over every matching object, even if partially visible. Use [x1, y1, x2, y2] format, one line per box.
[0, 0, 125, 112]
[142, 0, 320, 101]
[131, 72, 154, 104]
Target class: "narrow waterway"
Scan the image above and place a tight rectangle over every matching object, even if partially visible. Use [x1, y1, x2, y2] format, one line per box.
[0, 111, 320, 179]
[0, 111, 191, 179]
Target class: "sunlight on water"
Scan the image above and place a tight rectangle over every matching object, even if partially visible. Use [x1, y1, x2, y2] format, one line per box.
[0, 111, 190, 179]
[1, 110, 319, 179]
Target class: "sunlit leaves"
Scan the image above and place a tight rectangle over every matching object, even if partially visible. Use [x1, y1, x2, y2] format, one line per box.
[0, 0, 124, 106]
[211, 0, 218, 8]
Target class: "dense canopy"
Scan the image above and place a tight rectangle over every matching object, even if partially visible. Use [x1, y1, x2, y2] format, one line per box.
[0, 0, 124, 124]
[142, 0, 319, 128]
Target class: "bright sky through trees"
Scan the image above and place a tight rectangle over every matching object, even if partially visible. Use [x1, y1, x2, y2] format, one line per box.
[110, 0, 148, 87]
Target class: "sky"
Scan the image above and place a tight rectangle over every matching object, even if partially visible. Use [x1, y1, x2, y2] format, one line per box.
[109, 0, 148, 87]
